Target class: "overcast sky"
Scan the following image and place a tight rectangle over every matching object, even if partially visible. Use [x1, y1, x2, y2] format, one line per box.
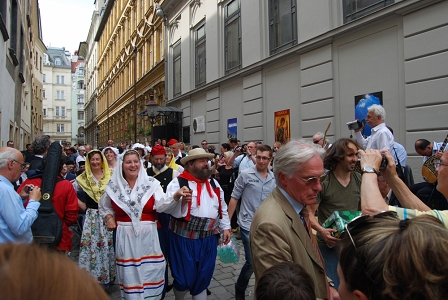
[39, 0, 95, 54]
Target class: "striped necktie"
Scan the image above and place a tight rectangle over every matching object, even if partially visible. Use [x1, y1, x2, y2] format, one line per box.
[300, 207, 323, 264]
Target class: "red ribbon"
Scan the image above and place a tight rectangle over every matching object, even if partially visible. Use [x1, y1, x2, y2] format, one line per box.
[178, 170, 214, 221]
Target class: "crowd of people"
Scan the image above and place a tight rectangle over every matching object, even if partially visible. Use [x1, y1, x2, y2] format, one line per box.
[1, 102, 448, 300]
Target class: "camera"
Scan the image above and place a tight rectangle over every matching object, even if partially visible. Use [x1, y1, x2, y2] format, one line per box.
[346, 120, 363, 130]
[380, 153, 388, 170]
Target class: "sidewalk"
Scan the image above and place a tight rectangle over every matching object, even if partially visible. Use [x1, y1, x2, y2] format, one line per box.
[106, 238, 255, 300]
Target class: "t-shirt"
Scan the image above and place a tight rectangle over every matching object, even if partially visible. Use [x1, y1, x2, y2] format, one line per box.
[316, 171, 361, 245]
[389, 206, 448, 228]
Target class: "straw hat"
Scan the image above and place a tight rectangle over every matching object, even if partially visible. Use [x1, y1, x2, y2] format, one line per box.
[180, 148, 214, 165]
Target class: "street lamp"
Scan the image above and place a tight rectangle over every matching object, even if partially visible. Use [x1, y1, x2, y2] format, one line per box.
[145, 94, 160, 146]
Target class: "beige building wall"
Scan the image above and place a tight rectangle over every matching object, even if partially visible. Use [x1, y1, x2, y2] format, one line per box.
[163, 0, 448, 181]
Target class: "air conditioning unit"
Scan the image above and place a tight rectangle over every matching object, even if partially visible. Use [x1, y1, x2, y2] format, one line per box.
[193, 116, 205, 133]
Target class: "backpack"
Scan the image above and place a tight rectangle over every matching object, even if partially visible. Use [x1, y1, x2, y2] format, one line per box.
[31, 142, 63, 248]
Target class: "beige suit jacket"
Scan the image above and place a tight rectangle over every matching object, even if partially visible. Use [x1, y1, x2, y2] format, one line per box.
[250, 187, 329, 299]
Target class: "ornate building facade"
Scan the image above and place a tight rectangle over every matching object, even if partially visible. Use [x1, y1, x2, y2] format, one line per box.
[93, 0, 166, 146]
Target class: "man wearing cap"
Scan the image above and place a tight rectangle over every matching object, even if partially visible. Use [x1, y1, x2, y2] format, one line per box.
[147, 145, 181, 298]
[75, 146, 86, 171]
[166, 148, 231, 299]
[167, 139, 186, 167]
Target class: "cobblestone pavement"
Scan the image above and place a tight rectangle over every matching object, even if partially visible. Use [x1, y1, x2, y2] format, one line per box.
[105, 237, 254, 300]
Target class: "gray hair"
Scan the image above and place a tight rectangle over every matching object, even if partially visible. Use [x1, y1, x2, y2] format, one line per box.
[367, 104, 386, 122]
[223, 151, 233, 159]
[31, 135, 51, 155]
[313, 132, 324, 139]
[273, 139, 325, 187]
[0, 147, 21, 169]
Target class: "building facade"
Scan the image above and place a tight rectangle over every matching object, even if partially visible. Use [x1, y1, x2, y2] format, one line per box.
[0, 0, 43, 149]
[93, 0, 167, 146]
[161, 0, 448, 180]
[71, 54, 86, 145]
[42, 47, 72, 144]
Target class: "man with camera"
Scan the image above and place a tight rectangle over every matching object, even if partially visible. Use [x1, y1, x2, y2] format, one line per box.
[353, 104, 394, 153]
[229, 141, 257, 173]
[359, 148, 448, 226]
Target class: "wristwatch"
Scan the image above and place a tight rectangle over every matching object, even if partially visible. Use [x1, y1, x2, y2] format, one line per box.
[361, 166, 378, 175]
[329, 281, 335, 288]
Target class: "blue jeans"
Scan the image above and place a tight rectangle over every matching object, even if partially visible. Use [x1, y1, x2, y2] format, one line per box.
[235, 228, 252, 292]
[318, 244, 340, 289]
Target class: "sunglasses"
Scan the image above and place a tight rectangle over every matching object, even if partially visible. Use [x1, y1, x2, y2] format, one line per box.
[298, 173, 326, 186]
[345, 211, 398, 256]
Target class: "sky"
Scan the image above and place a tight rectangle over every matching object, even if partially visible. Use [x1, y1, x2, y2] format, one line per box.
[39, 0, 95, 55]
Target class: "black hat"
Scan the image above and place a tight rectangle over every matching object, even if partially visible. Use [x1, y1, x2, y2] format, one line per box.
[78, 161, 86, 167]
[65, 160, 75, 165]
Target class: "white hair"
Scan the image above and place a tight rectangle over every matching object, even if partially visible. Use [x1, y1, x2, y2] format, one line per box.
[0, 148, 20, 169]
[273, 139, 325, 187]
[367, 104, 386, 122]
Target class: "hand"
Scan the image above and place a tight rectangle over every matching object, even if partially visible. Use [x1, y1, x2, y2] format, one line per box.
[174, 186, 192, 203]
[435, 151, 443, 159]
[105, 216, 116, 231]
[222, 229, 231, 245]
[329, 287, 340, 300]
[319, 228, 341, 248]
[358, 149, 382, 170]
[19, 184, 34, 199]
[379, 150, 398, 181]
[29, 186, 42, 202]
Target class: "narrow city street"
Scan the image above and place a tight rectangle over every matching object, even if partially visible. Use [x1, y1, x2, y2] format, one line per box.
[105, 238, 255, 300]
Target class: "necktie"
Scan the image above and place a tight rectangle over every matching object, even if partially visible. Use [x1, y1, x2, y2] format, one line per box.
[300, 208, 323, 264]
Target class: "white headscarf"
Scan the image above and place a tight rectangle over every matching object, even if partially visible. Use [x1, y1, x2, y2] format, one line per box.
[105, 149, 158, 235]
[102, 146, 119, 157]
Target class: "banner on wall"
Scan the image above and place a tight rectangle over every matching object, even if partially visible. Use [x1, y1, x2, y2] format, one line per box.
[227, 118, 237, 139]
[354, 92, 383, 137]
[274, 109, 290, 144]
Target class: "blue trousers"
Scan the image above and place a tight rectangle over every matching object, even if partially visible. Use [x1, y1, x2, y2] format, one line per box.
[318, 244, 340, 289]
[235, 228, 252, 292]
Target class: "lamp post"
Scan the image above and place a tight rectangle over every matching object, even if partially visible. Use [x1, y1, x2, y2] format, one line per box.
[145, 94, 159, 146]
[133, 46, 137, 144]
[106, 79, 110, 142]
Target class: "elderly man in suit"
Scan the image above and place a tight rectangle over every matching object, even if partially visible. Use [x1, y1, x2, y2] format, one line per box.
[250, 139, 339, 300]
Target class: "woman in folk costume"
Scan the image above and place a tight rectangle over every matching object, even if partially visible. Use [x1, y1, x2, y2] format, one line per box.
[99, 149, 191, 300]
[102, 146, 119, 171]
[76, 149, 115, 287]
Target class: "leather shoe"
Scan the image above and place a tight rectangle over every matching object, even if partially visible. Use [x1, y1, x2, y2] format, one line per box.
[235, 286, 245, 300]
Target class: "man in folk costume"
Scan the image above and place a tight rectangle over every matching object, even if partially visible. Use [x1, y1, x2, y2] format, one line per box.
[166, 148, 231, 300]
[147, 145, 181, 298]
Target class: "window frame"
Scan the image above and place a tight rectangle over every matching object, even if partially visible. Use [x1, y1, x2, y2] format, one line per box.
[172, 41, 181, 97]
[268, 0, 298, 55]
[195, 23, 206, 88]
[224, 0, 242, 75]
[343, 0, 394, 23]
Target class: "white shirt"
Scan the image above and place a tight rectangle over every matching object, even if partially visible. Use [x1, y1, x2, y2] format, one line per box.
[355, 123, 394, 153]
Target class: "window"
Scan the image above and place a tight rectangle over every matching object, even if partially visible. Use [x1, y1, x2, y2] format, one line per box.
[56, 91, 60, 99]
[61, 106, 65, 117]
[56, 75, 60, 84]
[54, 57, 62, 65]
[55, 106, 60, 116]
[172, 41, 181, 97]
[61, 75, 64, 84]
[78, 111, 84, 120]
[224, 0, 241, 74]
[77, 95, 84, 104]
[43, 108, 46, 116]
[79, 67, 84, 75]
[195, 24, 206, 87]
[61, 90, 64, 99]
[268, 0, 297, 55]
[57, 124, 65, 132]
[343, 0, 394, 23]
[43, 54, 47, 64]
[43, 74, 46, 82]
[42, 89, 46, 98]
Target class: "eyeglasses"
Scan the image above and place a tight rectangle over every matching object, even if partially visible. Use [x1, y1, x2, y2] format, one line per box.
[298, 173, 326, 185]
[255, 155, 271, 161]
[13, 160, 27, 170]
[345, 211, 398, 255]
[201, 143, 207, 146]
[313, 138, 322, 144]
[434, 159, 448, 169]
